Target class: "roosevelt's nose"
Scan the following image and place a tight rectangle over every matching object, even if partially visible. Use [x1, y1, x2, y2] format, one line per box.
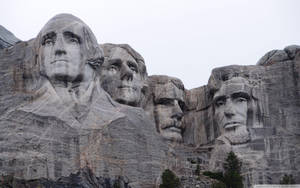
[120, 63, 133, 81]
[54, 36, 66, 56]
[171, 100, 183, 121]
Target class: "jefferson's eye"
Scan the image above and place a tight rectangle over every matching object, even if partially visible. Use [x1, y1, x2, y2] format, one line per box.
[128, 62, 138, 73]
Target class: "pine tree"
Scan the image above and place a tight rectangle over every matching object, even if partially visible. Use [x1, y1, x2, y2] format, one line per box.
[195, 164, 201, 176]
[223, 151, 243, 188]
[159, 169, 180, 188]
[280, 174, 296, 184]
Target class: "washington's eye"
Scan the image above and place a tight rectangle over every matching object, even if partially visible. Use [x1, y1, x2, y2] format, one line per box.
[69, 37, 79, 43]
[64, 31, 81, 44]
[42, 32, 56, 46]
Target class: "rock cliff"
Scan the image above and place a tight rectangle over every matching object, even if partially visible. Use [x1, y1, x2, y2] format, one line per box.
[0, 16, 299, 187]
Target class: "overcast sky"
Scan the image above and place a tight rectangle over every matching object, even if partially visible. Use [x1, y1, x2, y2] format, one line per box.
[1, 0, 300, 89]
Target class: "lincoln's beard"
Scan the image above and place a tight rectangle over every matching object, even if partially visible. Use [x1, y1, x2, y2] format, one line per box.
[223, 125, 250, 145]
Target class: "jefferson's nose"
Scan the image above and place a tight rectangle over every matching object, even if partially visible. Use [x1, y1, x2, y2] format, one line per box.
[54, 36, 66, 56]
[120, 64, 133, 81]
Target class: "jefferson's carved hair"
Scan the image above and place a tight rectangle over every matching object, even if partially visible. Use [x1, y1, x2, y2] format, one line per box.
[101, 43, 147, 79]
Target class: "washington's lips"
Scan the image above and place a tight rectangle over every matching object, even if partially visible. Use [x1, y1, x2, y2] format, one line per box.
[51, 59, 68, 64]
[223, 122, 244, 129]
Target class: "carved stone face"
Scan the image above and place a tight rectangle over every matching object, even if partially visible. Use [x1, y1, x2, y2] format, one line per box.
[213, 77, 251, 144]
[154, 82, 185, 142]
[101, 47, 144, 106]
[39, 20, 84, 82]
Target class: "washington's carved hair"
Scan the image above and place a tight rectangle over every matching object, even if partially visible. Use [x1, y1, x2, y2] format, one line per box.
[34, 14, 104, 75]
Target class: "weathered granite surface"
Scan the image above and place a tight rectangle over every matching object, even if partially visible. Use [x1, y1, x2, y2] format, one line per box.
[0, 167, 131, 188]
[0, 25, 20, 49]
[183, 51, 300, 186]
[0, 14, 167, 188]
[0, 16, 299, 188]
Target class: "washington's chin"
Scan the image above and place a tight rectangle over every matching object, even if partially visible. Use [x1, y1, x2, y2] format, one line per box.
[160, 128, 182, 142]
[46, 72, 81, 82]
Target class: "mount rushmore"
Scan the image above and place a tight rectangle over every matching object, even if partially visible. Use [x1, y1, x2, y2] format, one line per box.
[0, 14, 299, 187]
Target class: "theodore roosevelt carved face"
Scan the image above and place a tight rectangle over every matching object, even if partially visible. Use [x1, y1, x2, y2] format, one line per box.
[149, 76, 185, 142]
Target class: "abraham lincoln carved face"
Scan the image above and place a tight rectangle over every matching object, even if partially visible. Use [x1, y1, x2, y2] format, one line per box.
[213, 77, 251, 145]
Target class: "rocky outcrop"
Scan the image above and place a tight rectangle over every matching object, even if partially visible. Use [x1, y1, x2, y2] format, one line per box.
[0, 15, 167, 188]
[183, 47, 300, 186]
[0, 25, 20, 49]
[256, 45, 300, 66]
[0, 167, 131, 188]
[0, 14, 299, 188]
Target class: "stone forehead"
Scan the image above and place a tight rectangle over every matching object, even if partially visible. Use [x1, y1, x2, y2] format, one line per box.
[102, 43, 144, 63]
[149, 75, 184, 90]
[214, 77, 252, 98]
[149, 75, 185, 102]
[39, 14, 86, 36]
[109, 47, 136, 61]
[154, 83, 184, 102]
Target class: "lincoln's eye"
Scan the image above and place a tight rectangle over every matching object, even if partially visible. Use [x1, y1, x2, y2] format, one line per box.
[215, 99, 225, 107]
[236, 97, 247, 103]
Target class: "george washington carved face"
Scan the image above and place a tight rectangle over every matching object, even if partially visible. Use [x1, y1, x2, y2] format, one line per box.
[36, 14, 103, 84]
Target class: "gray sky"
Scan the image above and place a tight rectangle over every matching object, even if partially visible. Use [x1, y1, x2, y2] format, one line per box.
[1, 0, 300, 89]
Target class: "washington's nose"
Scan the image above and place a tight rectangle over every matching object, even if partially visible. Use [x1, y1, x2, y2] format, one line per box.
[54, 36, 66, 56]
[120, 64, 133, 81]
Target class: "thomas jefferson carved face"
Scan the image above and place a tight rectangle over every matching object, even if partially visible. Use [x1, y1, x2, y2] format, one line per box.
[39, 21, 84, 82]
[100, 46, 145, 106]
[152, 78, 185, 142]
[213, 77, 251, 144]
